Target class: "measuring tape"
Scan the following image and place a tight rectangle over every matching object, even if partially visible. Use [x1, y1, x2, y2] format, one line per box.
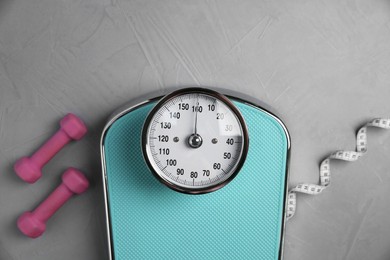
[287, 118, 390, 220]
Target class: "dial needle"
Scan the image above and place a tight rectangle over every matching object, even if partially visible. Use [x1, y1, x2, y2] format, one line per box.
[194, 95, 199, 134]
[188, 95, 202, 149]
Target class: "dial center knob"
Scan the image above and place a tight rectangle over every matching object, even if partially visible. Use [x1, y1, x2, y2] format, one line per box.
[188, 134, 203, 148]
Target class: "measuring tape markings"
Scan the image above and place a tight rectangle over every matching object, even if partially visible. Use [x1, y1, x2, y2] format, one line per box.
[287, 118, 390, 220]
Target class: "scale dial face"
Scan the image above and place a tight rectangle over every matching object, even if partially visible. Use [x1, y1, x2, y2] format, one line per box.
[142, 88, 249, 194]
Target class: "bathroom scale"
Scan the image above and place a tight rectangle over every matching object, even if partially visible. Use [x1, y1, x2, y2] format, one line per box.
[100, 87, 290, 259]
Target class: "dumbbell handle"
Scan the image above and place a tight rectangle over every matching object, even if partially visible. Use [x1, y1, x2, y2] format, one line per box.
[32, 183, 74, 222]
[30, 130, 71, 168]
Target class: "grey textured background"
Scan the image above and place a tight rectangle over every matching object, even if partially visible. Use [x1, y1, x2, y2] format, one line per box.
[1, 0, 390, 259]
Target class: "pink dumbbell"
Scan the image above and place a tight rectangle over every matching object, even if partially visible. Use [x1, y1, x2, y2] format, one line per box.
[17, 168, 89, 238]
[14, 113, 87, 183]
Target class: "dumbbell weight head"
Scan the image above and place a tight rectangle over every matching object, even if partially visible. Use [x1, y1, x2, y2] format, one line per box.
[60, 113, 87, 141]
[17, 212, 46, 238]
[14, 157, 42, 183]
[62, 168, 89, 194]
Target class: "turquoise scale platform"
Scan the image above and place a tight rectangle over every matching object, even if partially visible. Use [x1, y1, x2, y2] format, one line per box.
[102, 99, 289, 260]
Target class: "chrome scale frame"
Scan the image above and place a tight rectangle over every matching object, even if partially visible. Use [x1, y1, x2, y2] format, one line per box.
[100, 87, 291, 260]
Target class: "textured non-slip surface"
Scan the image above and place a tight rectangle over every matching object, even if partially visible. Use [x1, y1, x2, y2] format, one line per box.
[103, 101, 288, 259]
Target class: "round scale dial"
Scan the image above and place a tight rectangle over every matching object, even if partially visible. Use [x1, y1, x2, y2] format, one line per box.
[142, 88, 249, 194]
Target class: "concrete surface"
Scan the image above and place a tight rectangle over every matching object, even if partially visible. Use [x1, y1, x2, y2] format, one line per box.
[1, 0, 390, 259]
